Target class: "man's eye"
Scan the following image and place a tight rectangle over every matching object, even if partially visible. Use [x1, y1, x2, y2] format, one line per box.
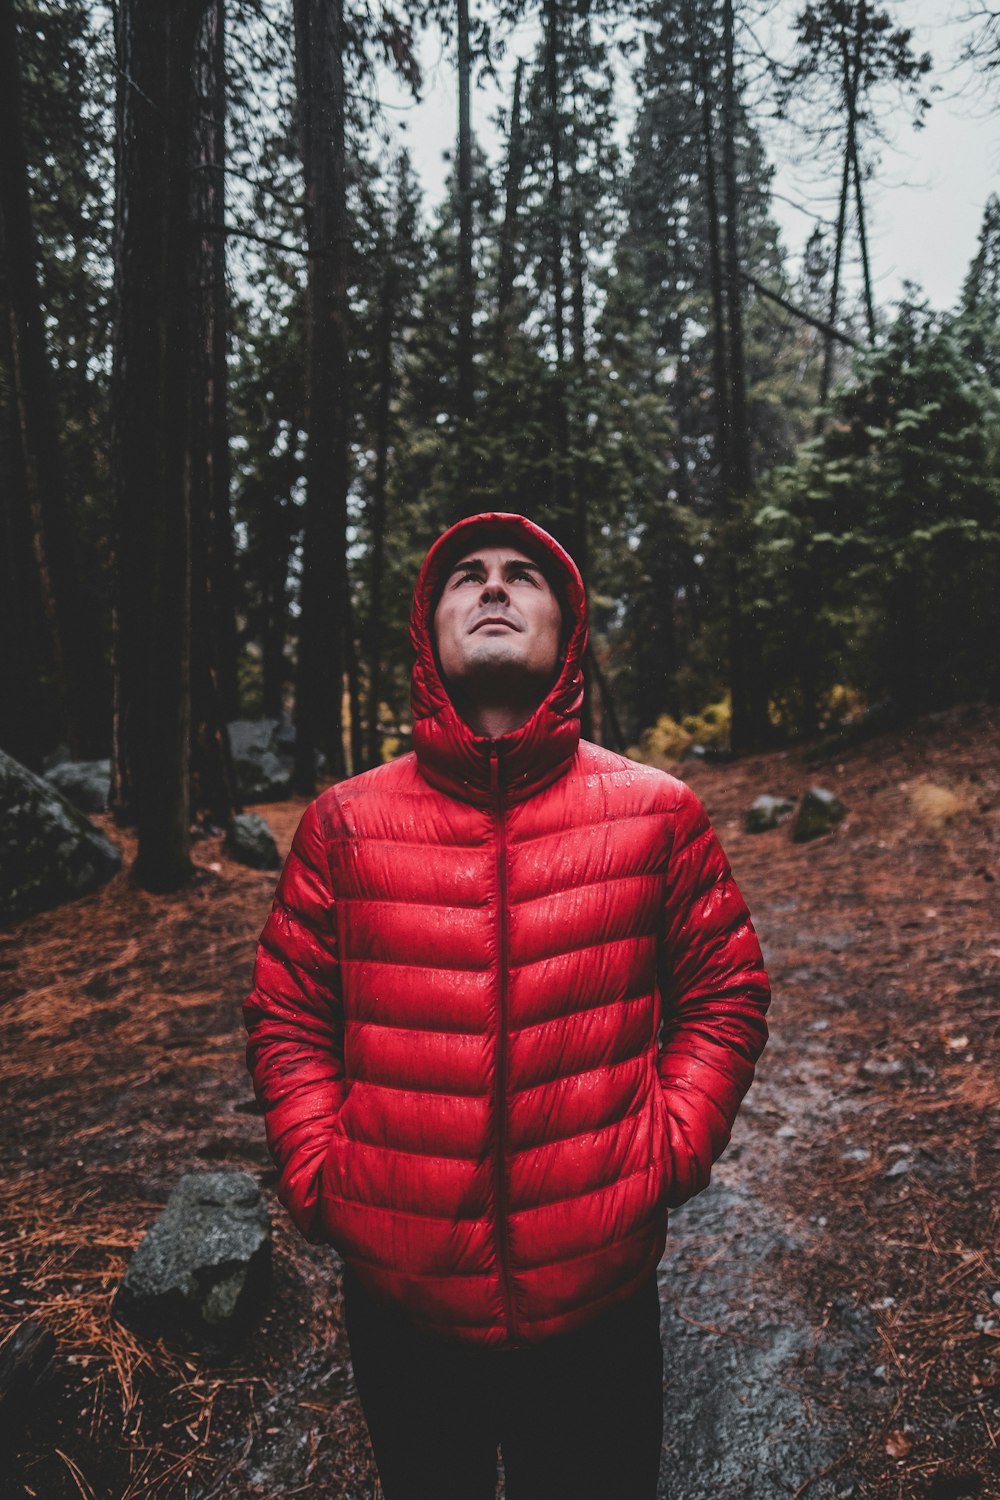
[456, 570, 482, 584]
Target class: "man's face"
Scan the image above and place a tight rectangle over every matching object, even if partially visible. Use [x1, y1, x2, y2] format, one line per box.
[433, 546, 563, 702]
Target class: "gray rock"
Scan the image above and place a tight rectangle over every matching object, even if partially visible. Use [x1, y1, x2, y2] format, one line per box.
[226, 812, 281, 870]
[884, 1158, 911, 1178]
[41, 743, 71, 772]
[45, 759, 112, 814]
[226, 719, 291, 803]
[0, 749, 121, 923]
[113, 1171, 271, 1345]
[791, 786, 847, 843]
[861, 1057, 905, 1079]
[746, 795, 794, 833]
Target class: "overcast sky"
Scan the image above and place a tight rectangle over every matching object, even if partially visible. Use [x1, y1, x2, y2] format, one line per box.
[375, 0, 999, 314]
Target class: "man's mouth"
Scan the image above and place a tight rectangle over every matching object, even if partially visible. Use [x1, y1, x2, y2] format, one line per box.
[471, 617, 520, 632]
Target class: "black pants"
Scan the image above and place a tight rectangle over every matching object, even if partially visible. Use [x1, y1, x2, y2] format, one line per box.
[342, 1267, 664, 1500]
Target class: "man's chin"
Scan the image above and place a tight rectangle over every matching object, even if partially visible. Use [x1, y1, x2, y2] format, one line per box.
[446, 649, 558, 700]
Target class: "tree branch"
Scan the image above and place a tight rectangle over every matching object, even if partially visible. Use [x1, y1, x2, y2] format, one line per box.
[742, 271, 863, 349]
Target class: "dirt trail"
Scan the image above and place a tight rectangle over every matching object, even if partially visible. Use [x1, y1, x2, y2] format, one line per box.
[1, 706, 997, 1500]
[657, 924, 878, 1500]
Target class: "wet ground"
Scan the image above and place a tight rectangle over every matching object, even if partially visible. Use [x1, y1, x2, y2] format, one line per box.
[657, 1005, 879, 1500]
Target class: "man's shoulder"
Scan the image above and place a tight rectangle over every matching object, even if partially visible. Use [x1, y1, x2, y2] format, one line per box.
[573, 739, 696, 813]
[305, 754, 424, 831]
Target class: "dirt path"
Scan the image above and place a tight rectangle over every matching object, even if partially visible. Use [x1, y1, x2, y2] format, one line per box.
[1, 706, 997, 1500]
[656, 916, 879, 1500]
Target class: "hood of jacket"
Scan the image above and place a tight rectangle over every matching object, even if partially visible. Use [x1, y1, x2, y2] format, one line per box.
[410, 512, 588, 806]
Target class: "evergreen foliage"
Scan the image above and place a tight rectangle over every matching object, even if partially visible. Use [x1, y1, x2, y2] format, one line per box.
[754, 300, 1000, 731]
[3, 0, 997, 867]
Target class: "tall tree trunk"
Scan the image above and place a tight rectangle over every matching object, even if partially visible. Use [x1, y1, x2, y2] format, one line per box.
[190, 0, 235, 827]
[568, 167, 587, 570]
[0, 0, 94, 756]
[495, 57, 525, 354]
[721, 0, 749, 500]
[818, 12, 859, 426]
[850, 141, 875, 341]
[293, 0, 350, 794]
[260, 501, 291, 720]
[721, 0, 764, 751]
[568, 133, 592, 738]
[696, 41, 730, 491]
[345, 589, 362, 777]
[456, 0, 474, 452]
[543, 0, 570, 533]
[366, 267, 395, 770]
[817, 136, 851, 423]
[695, 33, 748, 750]
[0, 247, 58, 765]
[112, 0, 208, 890]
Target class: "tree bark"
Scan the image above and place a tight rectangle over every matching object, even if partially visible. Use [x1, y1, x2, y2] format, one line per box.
[543, 0, 571, 534]
[0, 0, 92, 756]
[568, 121, 592, 738]
[495, 57, 525, 354]
[112, 0, 208, 890]
[818, 10, 859, 424]
[849, 2, 875, 341]
[366, 262, 395, 770]
[721, 0, 765, 751]
[190, 0, 236, 827]
[260, 475, 292, 720]
[293, 0, 350, 793]
[721, 0, 749, 499]
[0, 243, 57, 766]
[456, 0, 474, 437]
[695, 40, 730, 491]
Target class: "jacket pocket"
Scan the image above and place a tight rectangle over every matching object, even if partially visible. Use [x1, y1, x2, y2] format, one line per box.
[319, 1091, 355, 1242]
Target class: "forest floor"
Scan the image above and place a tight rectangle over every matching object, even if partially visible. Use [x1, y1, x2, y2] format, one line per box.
[1, 703, 998, 1500]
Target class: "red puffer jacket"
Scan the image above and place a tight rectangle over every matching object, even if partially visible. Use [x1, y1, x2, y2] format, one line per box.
[244, 513, 770, 1347]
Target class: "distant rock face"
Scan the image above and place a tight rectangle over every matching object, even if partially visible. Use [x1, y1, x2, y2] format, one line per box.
[791, 786, 847, 843]
[44, 759, 111, 814]
[226, 812, 281, 870]
[113, 1171, 271, 1346]
[226, 719, 291, 803]
[0, 750, 121, 922]
[746, 795, 795, 834]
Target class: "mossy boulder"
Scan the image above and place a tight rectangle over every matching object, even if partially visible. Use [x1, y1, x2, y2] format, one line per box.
[791, 787, 847, 843]
[1, 749, 121, 922]
[746, 795, 795, 834]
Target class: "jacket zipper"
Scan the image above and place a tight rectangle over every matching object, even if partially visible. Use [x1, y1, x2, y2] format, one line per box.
[490, 749, 518, 1342]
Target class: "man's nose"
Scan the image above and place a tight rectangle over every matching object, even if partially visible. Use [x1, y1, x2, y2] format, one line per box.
[480, 576, 508, 603]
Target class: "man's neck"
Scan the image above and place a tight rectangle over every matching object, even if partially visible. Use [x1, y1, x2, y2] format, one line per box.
[464, 701, 536, 739]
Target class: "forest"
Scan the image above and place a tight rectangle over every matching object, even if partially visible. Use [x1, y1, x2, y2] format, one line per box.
[2, 0, 998, 892]
[2, 2, 1000, 1498]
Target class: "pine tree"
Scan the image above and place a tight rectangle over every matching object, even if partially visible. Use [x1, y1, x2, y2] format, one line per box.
[778, 1, 932, 413]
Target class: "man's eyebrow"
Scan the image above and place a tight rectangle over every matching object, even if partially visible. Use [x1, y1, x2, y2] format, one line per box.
[447, 556, 545, 575]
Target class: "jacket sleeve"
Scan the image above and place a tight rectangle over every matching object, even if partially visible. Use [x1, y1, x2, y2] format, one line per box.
[243, 797, 347, 1243]
[657, 781, 770, 1209]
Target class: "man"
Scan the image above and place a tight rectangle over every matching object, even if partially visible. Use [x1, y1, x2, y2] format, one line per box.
[244, 512, 770, 1499]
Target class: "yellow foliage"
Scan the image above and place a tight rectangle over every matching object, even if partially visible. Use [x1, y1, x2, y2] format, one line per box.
[681, 696, 731, 747]
[630, 696, 732, 767]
